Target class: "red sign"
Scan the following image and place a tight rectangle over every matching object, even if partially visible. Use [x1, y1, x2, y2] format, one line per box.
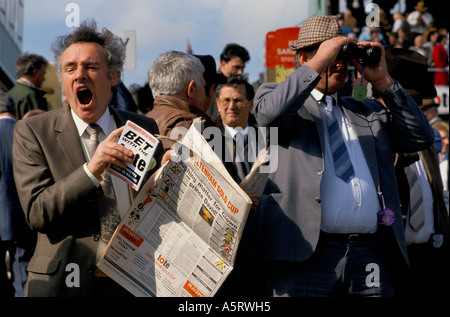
[266, 27, 300, 69]
[265, 31, 277, 68]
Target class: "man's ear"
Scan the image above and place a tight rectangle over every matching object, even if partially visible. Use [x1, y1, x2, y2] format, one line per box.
[111, 70, 119, 87]
[186, 79, 196, 99]
[297, 51, 309, 66]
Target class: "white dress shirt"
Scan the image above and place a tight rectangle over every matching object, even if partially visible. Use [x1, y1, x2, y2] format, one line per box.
[311, 90, 380, 234]
[223, 123, 253, 163]
[71, 107, 131, 219]
[223, 122, 249, 139]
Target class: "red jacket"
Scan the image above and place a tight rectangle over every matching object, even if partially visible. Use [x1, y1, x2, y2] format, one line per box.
[433, 43, 449, 85]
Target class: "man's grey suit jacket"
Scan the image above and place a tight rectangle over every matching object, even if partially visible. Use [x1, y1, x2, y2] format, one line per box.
[241, 65, 434, 265]
[12, 104, 163, 296]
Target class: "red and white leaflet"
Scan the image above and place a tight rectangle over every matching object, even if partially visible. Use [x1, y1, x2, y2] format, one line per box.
[108, 120, 160, 191]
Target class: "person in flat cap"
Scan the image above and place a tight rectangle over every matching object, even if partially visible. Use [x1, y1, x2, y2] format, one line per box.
[238, 15, 434, 297]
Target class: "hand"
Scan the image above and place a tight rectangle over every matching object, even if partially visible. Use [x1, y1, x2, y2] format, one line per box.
[305, 36, 354, 73]
[161, 150, 172, 166]
[245, 192, 261, 213]
[351, 41, 394, 91]
[86, 126, 134, 179]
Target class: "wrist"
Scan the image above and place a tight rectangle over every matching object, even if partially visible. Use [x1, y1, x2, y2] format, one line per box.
[86, 161, 103, 181]
[304, 58, 328, 75]
[381, 81, 401, 93]
[371, 76, 395, 92]
[83, 163, 102, 187]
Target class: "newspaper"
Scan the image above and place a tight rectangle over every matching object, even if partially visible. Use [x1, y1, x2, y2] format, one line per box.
[98, 121, 252, 297]
[239, 148, 270, 195]
[108, 120, 160, 191]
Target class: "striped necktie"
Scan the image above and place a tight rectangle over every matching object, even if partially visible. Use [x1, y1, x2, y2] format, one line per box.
[324, 96, 354, 183]
[405, 164, 425, 231]
[85, 124, 121, 242]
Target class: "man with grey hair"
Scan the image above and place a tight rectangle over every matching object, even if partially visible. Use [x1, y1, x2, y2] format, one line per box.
[146, 50, 238, 181]
[146, 51, 209, 151]
[12, 20, 162, 296]
[8, 53, 48, 120]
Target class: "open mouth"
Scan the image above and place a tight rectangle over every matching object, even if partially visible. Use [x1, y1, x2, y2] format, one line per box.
[77, 87, 93, 106]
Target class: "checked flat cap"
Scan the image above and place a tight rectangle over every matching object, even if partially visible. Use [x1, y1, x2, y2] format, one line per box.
[290, 15, 345, 51]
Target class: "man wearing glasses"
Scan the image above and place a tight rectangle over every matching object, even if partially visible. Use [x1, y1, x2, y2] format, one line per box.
[215, 74, 257, 183]
[209, 43, 250, 121]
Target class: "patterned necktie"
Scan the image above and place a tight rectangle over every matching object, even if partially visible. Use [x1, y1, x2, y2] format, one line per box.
[405, 164, 425, 231]
[85, 124, 122, 242]
[324, 96, 354, 183]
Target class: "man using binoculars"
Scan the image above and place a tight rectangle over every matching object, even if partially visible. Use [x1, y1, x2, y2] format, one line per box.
[239, 15, 434, 297]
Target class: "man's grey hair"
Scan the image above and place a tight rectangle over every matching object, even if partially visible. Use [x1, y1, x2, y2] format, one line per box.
[0, 90, 16, 115]
[148, 51, 205, 96]
[51, 20, 125, 82]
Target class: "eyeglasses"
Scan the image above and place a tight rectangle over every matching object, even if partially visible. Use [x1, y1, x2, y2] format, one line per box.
[217, 97, 247, 106]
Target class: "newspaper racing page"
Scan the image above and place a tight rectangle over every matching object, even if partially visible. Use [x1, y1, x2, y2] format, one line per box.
[98, 123, 252, 297]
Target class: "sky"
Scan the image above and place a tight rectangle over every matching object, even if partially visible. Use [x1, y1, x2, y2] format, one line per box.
[22, 0, 324, 89]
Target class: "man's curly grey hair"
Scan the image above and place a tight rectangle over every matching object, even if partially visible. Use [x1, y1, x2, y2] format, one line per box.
[52, 20, 125, 82]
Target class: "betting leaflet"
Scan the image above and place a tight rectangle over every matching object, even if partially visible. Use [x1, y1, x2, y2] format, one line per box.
[107, 120, 160, 191]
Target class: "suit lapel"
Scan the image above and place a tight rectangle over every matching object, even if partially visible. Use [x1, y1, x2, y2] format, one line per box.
[54, 105, 127, 172]
[303, 96, 326, 154]
[55, 104, 86, 171]
[110, 107, 126, 128]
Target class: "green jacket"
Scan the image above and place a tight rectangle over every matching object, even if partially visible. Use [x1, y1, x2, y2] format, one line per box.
[8, 79, 48, 120]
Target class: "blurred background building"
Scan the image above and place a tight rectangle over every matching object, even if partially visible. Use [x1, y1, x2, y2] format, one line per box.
[0, 0, 23, 91]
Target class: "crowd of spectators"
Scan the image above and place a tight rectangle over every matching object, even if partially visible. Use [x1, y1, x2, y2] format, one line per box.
[332, 0, 448, 85]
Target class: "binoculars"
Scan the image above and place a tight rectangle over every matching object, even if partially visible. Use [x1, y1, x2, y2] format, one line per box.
[337, 43, 381, 66]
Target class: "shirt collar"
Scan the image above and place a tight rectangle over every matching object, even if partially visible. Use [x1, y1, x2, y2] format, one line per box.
[223, 122, 249, 139]
[0, 115, 16, 122]
[18, 77, 35, 88]
[71, 106, 111, 137]
[311, 89, 338, 105]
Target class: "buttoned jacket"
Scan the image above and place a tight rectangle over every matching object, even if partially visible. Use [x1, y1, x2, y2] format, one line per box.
[12, 104, 163, 296]
[241, 65, 434, 264]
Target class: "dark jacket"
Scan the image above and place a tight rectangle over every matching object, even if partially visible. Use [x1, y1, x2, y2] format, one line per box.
[215, 113, 260, 183]
[8, 80, 48, 120]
